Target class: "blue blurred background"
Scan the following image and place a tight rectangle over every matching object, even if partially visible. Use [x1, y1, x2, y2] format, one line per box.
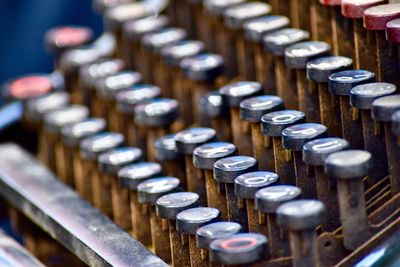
[0, 0, 103, 85]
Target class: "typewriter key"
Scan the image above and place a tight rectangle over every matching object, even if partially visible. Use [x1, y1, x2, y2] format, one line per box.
[203, 0, 246, 62]
[141, 27, 187, 85]
[79, 132, 124, 203]
[135, 98, 179, 161]
[122, 15, 170, 69]
[118, 162, 162, 245]
[44, 105, 89, 176]
[98, 147, 142, 222]
[372, 95, 400, 195]
[209, 233, 268, 266]
[154, 134, 185, 181]
[180, 53, 224, 126]
[263, 28, 310, 57]
[44, 26, 93, 67]
[223, 2, 271, 78]
[59, 46, 101, 103]
[61, 118, 107, 188]
[364, 4, 400, 86]
[255, 185, 301, 258]
[176, 207, 221, 267]
[95, 71, 142, 130]
[162, 40, 206, 101]
[104, 2, 149, 58]
[240, 95, 284, 170]
[137, 176, 180, 262]
[282, 123, 328, 198]
[307, 57, 353, 137]
[242, 15, 289, 84]
[303, 137, 349, 231]
[92, 0, 131, 14]
[285, 41, 331, 120]
[200, 91, 232, 141]
[235, 171, 279, 235]
[350, 82, 395, 184]
[79, 58, 125, 110]
[342, 0, 383, 72]
[116, 84, 161, 147]
[214, 156, 258, 230]
[175, 127, 217, 201]
[26, 92, 70, 166]
[2, 74, 53, 102]
[328, 69, 374, 147]
[193, 142, 237, 219]
[196, 221, 242, 250]
[261, 110, 306, 185]
[156, 192, 201, 267]
[220, 81, 263, 156]
[325, 150, 373, 250]
[277, 200, 326, 267]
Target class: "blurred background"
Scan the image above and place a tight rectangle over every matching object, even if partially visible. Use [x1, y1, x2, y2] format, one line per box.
[0, 0, 103, 85]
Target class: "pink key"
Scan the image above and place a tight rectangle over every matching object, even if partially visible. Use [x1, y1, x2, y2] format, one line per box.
[341, 0, 384, 19]
[45, 26, 93, 51]
[386, 18, 400, 42]
[364, 4, 400, 30]
[319, 0, 341, 6]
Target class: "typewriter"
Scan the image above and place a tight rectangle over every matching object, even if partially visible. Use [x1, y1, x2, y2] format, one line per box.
[1, 0, 400, 266]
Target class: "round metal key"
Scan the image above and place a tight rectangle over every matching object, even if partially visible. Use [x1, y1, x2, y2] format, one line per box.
[92, 0, 132, 14]
[26, 92, 70, 122]
[45, 26, 93, 53]
[2, 74, 53, 101]
[80, 132, 124, 160]
[193, 142, 237, 170]
[372, 94, 400, 122]
[199, 91, 229, 118]
[174, 127, 217, 155]
[118, 162, 162, 190]
[213, 156, 258, 183]
[209, 233, 268, 265]
[277, 200, 326, 230]
[243, 15, 290, 42]
[282, 123, 328, 151]
[261, 110, 306, 137]
[104, 2, 149, 31]
[116, 84, 161, 113]
[255, 185, 302, 214]
[196, 222, 242, 249]
[80, 58, 125, 88]
[98, 147, 143, 174]
[341, 0, 384, 19]
[263, 28, 310, 56]
[96, 71, 143, 99]
[59, 46, 101, 73]
[328, 70, 375, 96]
[285, 41, 331, 69]
[44, 105, 89, 134]
[62, 118, 107, 146]
[392, 110, 400, 135]
[363, 4, 400, 30]
[137, 176, 181, 205]
[324, 150, 373, 180]
[134, 98, 179, 127]
[141, 27, 187, 53]
[123, 15, 170, 41]
[203, 0, 246, 16]
[156, 192, 201, 219]
[303, 138, 350, 166]
[234, 171, 279, 199]
[240, 95, 284, 122]
[162, 40, 206, 67]
[306, 56, 353, 83]
[350, 82, 396, 109]
[219, 81, 263, 107]
[154, 134, 181, 161]
[176, 207, 221, 234]
[223, 2, 271, 29]
[180, 53, 224, 81]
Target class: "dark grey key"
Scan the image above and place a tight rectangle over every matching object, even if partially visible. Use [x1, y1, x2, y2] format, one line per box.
[162, 40, 206, 68]
[196, 221, 242, 249]
[223, 2, 271, 29]
[141, 28, 187, 53]
[243, 15, 290, 42]
[285, 41, 331, 69]
[80, 132, 124, 160]
[44, 105, 89, 134]
[263, 28, 310, 56]
[26, 92, 70, 122]
[118, 162, 163, 190]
